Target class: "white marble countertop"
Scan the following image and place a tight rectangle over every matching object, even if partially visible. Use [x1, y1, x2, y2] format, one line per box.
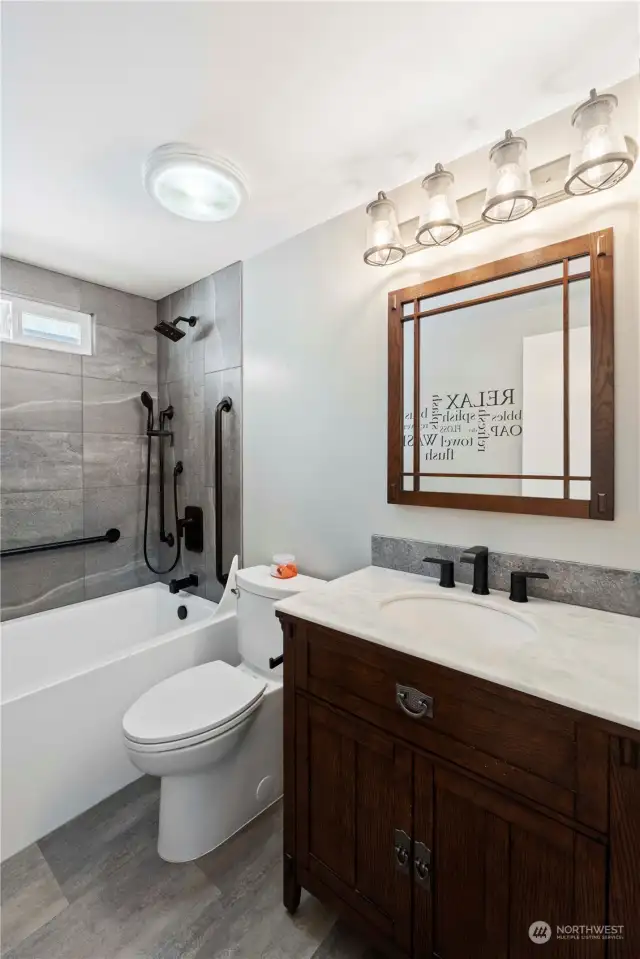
[275, 566, 640, 731]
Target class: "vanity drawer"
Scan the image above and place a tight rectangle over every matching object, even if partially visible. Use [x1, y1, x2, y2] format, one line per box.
[290, 619, 608, 830]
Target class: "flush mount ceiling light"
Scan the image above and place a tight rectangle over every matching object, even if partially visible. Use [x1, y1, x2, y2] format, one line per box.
[564, 89, 636, 196]
[481, 130, 537, 224]
[363, 192, 406, 266]
[416, 163, 463, 247]
[143, 144, 248, 222]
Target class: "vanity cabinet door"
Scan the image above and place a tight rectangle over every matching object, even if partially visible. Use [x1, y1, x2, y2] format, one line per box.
[415, 760, 607, 959]
[296, 696, 413, 954]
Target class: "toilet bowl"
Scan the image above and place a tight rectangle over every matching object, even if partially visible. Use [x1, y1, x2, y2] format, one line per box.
[122, 565, 325, 862]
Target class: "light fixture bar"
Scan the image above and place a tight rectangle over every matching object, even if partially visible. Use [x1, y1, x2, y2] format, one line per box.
[397, 153, 579, 257]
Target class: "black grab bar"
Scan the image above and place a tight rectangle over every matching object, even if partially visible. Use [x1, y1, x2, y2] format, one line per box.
[0, 528, 120, 558]
[214, 396, 233, 587]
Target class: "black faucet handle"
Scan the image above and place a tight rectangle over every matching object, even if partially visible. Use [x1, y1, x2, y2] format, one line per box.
[460, 545, 489, 562]
[423, 557, 455, 589]
[509, 571, 549, 603]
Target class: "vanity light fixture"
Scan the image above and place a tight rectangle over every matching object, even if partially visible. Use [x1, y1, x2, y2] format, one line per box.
[564, 89, 636, 196]
[363, 192, 406, 266]
[481, 130, 537, 224]
[143, 143, 248, 222]
[415, 163, 463, 247]
[363, 86, 636, 266]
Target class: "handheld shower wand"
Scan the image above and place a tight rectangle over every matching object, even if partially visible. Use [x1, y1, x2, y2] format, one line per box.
[140, 390, 155, 432]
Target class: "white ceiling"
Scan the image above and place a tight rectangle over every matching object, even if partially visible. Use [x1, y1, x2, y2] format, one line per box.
[1, 1, 638, 300]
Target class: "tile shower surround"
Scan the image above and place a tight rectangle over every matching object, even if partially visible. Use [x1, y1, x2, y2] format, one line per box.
[372, 534, 640, 618]
[0, 258, 158, 620]
[156, 262, 243, 604]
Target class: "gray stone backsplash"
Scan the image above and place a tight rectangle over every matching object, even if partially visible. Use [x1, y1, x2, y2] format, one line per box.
[372, 534, 640, 618]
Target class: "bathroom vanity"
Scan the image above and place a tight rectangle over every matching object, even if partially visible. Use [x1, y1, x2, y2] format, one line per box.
[276, 567, 639, 959]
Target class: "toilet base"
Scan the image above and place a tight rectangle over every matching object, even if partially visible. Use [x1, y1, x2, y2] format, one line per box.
[157, 686, 283, 862]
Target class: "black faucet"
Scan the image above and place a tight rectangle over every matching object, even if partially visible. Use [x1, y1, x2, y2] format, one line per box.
[423, 556, 455, 588]
[509, 571, 549, 603]
[460, 546, 490, 595]
[169, 573, 199, 594]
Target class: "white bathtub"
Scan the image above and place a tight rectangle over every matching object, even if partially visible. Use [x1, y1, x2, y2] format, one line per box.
[1, 567, 238, 861]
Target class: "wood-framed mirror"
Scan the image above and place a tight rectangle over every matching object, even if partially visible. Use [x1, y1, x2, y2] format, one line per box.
[388, 230, 614, 519]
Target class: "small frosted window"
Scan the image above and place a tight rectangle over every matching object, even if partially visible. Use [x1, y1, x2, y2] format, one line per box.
[0, 294, 93, 355]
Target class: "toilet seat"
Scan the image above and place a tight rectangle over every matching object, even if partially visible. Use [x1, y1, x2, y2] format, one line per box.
[122, 660, 266, 751]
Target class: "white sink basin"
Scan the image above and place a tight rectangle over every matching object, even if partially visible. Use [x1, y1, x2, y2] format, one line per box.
[379, 592, 537, 644]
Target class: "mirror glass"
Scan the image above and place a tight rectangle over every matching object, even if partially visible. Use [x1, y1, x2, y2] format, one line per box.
[401, 257, 593, 501]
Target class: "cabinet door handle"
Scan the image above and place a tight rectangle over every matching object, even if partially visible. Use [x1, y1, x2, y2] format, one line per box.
[396, 684, 434, 719]
[414, 841, 431, 888]
[394, 829, 411, 874]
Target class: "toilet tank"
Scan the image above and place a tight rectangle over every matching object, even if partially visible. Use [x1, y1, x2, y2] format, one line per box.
[235, 565, 326, 675]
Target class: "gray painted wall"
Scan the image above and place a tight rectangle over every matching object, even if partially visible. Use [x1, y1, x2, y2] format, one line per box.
[0, 258, 158, 620]
[156, 262, 242, 603]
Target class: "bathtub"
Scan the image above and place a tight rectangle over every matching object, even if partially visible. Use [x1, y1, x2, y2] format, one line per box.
[1, 564, 238, 861]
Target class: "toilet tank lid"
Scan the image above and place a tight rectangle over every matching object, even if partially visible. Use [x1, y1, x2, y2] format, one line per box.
[236, 565, 326, 600]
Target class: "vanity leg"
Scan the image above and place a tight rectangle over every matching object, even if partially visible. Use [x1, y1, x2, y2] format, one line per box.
[283, 853, 301, 914]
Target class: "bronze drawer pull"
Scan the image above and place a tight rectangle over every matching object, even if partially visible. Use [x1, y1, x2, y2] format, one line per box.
[396, 684, 434, 719]
[393, 829, 411, 874]
[414, 841, 431, 888]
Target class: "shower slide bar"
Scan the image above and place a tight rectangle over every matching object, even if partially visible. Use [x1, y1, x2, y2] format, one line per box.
[0, 528, 121, 558]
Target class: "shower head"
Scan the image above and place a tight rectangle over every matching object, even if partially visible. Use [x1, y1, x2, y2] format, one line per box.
[140, 391, 155, 430]
[140, 391, 154, 412]
[154, 315, 198, 342]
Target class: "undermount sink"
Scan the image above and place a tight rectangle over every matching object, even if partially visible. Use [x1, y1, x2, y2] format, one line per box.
[379, 592, 537, 644]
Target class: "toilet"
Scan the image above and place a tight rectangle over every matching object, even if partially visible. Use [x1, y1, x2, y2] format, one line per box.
[122, 565, 325, 862]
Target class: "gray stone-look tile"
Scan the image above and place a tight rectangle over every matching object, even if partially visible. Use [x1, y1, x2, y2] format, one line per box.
[82, 377, 154, 435]
[0, 258, 83, 310]
[83, 433, 149, 488]
[77, 280, 156, 335]
[0, 844, 68, 952]
[310, 922, 386, 959]
[0, 430, 83, 492]
[83, 484, 154, 542]
[82, 324, 157, 386]
[84, 534, 155, 599]
[1, 367, 82, 432]
[0, 548, 85, 621]
[371, 535, 640, 617]
[160, 375, 205, 494]
[0, 341, 81, 376]
[1, 490, 83, 550]
[204, 261, 242, 374]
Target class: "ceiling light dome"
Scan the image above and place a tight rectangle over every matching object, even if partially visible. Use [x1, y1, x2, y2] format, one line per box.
[143, 143, 247, 222]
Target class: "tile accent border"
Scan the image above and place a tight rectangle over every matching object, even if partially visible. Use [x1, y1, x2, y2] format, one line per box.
[372, 535, 640, 618]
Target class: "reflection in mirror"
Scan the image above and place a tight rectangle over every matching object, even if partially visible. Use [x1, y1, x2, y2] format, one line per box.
[569, 278, 591, 498]
[418, 262, 563, 314]
[403, 319, 414, 475]
[419, 285, 564, 496]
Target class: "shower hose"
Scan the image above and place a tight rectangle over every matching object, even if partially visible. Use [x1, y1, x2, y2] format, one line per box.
[142, 432, 183, 575]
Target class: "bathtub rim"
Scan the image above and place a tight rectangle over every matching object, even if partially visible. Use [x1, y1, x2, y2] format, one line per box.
[1, 584, 237, 706]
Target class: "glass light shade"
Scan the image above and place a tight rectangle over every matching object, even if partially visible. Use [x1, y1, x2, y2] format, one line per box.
[416, 164, 463, 247]
[482, 130, 537, 224]
[143, 144, 247, 221]
[565, 89, 635, 196]
[364, 192, 406, 266]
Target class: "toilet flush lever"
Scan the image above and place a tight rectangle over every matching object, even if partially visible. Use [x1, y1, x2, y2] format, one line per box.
[269, 655, 284, 669]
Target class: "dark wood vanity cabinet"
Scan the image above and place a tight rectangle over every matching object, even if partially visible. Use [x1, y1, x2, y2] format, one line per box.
[279, 614, 640, 959]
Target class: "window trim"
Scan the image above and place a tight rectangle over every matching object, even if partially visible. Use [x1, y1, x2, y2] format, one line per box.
[0, 293, 94, 356]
